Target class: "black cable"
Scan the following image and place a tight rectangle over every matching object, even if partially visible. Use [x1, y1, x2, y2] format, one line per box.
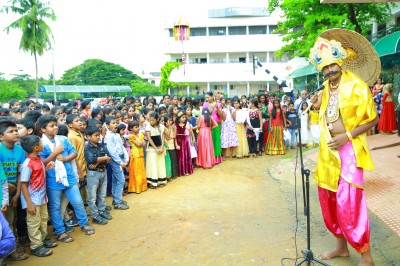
[281, 130, 301, 266]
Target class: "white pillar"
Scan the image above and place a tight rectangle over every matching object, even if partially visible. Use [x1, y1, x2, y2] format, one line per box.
[187, 85, 190, 96]
[207, 82, 210, 92]
[247, 82, 250, 96]
[227, 82, 230, 98]
[226, 53, 229, 64]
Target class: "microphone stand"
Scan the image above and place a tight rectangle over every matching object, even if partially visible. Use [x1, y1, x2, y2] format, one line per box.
[295, 88, 329, 266]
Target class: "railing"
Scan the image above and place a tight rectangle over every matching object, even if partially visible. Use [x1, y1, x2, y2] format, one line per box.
[368, 24, 400, 41]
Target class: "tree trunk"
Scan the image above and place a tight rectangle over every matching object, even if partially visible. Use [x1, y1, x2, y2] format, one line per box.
[348, 4, 362, 33]
[34, 51, 39, 102]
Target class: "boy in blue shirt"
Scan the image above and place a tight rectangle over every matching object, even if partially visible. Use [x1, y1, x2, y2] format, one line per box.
[103, 116, 129, 210]
[37, 115, 95, 243]
[0, 120, 29, 261]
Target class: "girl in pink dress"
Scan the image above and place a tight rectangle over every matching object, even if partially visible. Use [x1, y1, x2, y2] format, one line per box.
[203, 92, 223, 163]
[196, 108, 217, 168]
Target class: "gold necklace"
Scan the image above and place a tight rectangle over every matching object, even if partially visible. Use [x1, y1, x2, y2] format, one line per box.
[330, 82, 340, 89]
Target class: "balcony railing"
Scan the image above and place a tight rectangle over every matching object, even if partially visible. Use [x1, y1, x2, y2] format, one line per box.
[368, 24, 400, 41]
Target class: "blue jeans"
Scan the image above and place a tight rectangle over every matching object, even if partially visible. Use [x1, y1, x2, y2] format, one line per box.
[288, 128, 296, 146]
[87, 170, 107, 216]
[47, 185, 88, 236]
[109, 160, 125, 205]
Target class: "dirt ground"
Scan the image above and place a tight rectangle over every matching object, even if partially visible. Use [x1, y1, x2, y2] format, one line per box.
[10, 148, 400, 266]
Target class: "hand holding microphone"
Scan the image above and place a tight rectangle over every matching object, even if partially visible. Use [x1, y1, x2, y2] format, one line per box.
[302, 84, 325, 115]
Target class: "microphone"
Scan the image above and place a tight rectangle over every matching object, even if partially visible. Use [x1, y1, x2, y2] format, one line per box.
[302, 84, 325, 115]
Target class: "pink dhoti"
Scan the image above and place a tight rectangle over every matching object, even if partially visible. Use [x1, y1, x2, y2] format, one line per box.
[318, 141, 370, 253]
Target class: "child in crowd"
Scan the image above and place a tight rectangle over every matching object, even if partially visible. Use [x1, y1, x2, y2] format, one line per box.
[232, 98, 249, 158]
[221, 98, 239, 160]
[298, 102, 309, 147]
[265, 99, 287, 155]
[38, 115, 94, 243]
[164, 115, 178, 179]
[20, 135, 57, 257]
[56, 124, 80, 229]
[145, 112, 167, 188]
[196, 108, 217, 168]
[84, 126, 113, 225]
[169, 105, 179, 122]
[191, 98, 202, 119]
[127, 106, 135, 121]
[159, 116, 172, 180]
[0, 212, 16, 264]
[104, 116, 129, 210]
[175, 111, 194, 176]
[128, 121, 147, 193]
[246, 99, 263, 157]
[308, 107, 320, 147]
[67, 114, 88, 203]
[0, 164, 7, 214]
[285, 102, 297, 149]
[0, 121, 29, 261]
[185, 105, 198, 166]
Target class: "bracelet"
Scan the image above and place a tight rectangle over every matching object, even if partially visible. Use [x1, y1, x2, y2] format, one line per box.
[345, 131, 353, 140]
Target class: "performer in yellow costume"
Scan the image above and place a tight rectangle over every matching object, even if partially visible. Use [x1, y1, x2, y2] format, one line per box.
[309, 29, 379, 266]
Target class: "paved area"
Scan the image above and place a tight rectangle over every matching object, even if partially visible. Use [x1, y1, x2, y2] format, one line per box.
[308, 133, 400, 237]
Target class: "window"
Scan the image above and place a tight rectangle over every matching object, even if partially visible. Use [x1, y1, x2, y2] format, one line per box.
[269, 25, 278, 34]
[377, 23, 386, 32]
[249, 26, 266, 35]
[151, 80, 155, 85]
[200, 58, 207, 64]
[190, 28, 206, 37]
[228, 26, 246, 35]
[169, 29, 173, 37]
[175, 58, 182, 62]
[239, 57, 246, 63]
[397, 16, 400, 26]
[209, 27, 226, 36]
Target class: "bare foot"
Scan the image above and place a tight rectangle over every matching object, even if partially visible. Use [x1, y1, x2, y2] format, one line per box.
[359, 249, 374, 266]
[319, 247, 350, 260]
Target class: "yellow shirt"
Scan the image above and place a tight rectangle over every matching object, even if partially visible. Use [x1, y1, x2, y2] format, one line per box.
[309, 110, 319, 125]
[68, 130, 87, 177]
[315, 70, 377, 192]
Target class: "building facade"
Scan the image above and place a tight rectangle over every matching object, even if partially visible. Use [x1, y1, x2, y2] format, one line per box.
[164, 6, 301, 97]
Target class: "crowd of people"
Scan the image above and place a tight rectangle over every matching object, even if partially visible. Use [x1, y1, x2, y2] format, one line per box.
[0, 76, 395, 264]
[0, 91, 320, 263]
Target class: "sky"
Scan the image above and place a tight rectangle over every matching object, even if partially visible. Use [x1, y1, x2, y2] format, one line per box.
[0, 0, 266, 79]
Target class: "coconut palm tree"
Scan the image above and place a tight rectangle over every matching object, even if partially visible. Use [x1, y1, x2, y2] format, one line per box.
[1, 0, 56, 101]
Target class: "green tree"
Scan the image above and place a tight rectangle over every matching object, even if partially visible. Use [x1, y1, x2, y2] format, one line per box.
[160, 61, 192, 94]
[1, 0, 56, 101]
[130, 80, 161, 96]
[0, 80, 28, 101]
[268, 0, 392, 58]
[9, 73, 36, 96]
[58, 59, 140, 85]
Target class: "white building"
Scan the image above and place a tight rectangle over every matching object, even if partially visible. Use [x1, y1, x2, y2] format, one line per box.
[164, 5, 300, 97]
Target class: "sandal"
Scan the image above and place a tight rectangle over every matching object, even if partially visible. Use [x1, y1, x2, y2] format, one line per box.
[30, 245, 52, 257]
[43, 238, 58, 248]
[6, 250, 29, 261]
[56, 233, 74, 243]
[81, 225, 95, 235]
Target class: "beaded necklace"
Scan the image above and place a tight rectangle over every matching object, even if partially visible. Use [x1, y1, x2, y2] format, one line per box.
[326, 83, 340, 130]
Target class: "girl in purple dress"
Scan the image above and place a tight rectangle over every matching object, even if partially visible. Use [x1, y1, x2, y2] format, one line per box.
[221, 98, 239, 159]
[175, 111, 194, 176]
